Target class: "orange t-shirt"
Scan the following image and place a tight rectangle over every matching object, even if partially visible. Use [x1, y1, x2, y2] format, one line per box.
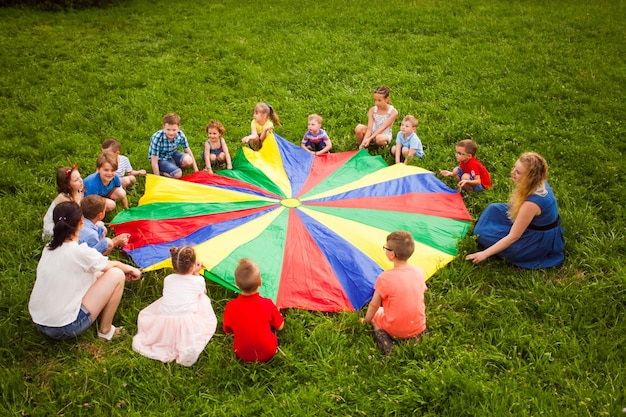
[372, 265, 427, 338]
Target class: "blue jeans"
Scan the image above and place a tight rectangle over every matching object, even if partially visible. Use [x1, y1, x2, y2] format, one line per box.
[157, 151, 185, 177]
[35, 305, 93, 340]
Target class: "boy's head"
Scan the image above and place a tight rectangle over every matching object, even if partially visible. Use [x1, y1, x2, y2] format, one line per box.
[234, 258, 261, 294]
[102, 138, 121, 155]
[163, 113, 181, 140]
[307, 114, 323, 134]
[81, 195, 106, 221]
[385, 230, 415, 261]
[400, 115, 418, 136]
[456, 139, 477, 157]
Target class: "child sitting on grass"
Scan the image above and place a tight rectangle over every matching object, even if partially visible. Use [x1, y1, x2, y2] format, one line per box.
[356, 85, 398, 150]
[101, 138, 146, 189]
[42, 164, 84, 240]
[83, 153, 128, 211]
[301, 113, 332, 155]
[202, 120, 232, 172]
[223, 258, 284, 362]
[148, 113, 199, 178]
[241, 102, 281, 151]
[440, 139, 491, 193]
[132, 246, 218, 367]
[362, 231, 428, 355]
[78, 195, 129, 256]
[390, 115, 424, 164]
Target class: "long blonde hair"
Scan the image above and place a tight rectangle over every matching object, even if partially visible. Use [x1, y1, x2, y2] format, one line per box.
[508, 152, 548, 220]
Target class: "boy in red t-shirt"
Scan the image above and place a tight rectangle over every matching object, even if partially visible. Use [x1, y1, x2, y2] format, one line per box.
[223, 258, 284, 362]
[440, 139, 491, 192]
[362, 231, 428, 355]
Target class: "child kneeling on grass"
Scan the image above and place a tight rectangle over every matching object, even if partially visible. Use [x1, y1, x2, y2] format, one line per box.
[132, 246, 217, 367]
[223, 258, 284, 362]
[361, 231, 429, 355]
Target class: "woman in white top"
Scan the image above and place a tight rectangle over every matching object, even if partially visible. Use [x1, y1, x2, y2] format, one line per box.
[30, 201, 141, 341]
[42, 164, 84, 240]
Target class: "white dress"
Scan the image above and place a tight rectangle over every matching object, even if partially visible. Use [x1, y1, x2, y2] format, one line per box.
[132, 273, 217, 366]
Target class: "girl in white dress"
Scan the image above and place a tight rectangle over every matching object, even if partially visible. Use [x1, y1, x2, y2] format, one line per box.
[132, 246, 217, 366]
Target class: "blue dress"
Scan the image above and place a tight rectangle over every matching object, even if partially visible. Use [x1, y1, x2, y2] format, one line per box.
[473, 181, 564, 269]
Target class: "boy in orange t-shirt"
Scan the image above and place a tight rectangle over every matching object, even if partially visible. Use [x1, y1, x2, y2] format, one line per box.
[362, 231, 428, 355]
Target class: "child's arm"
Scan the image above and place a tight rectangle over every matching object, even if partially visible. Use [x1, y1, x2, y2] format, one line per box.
[394, 139, 402, 164]
[317, 137, 332, 155]
[129, 169, 147, 176]
[222, 138, 233, 169]
[362, 290, 382, 324]
[440, 167, 459, 177]
[242, 120, 257, 144]
[150, 155, 160, 176]
[458, 174, 481, 189]
[203, 142, 213, 173]
[258, 121, 274, 143]
[359, 108, 376, 148]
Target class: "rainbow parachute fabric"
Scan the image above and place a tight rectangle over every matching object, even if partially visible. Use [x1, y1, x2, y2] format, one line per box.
[111, 133, 471, 312]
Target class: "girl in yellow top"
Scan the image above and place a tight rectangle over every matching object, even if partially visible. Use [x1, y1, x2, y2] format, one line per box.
[241, 102, 282, 151]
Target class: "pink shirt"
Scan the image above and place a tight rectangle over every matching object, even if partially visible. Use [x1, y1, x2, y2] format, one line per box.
[373, 265, 427, 338]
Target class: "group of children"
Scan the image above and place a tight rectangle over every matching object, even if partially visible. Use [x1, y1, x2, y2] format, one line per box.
[131, 230, 422, 365]
[39, 85, 495, 362]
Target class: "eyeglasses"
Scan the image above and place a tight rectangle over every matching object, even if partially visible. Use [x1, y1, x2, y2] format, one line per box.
[455, 151, 468, 156]
[382, 246, 394, 252]
[66, 163, 78, 178]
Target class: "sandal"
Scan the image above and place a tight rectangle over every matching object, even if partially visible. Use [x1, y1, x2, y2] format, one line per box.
[374, 329, 394, 356]
[97, 325, 124, 341]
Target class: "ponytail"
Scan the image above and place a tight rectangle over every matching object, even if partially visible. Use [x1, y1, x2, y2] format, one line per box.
[49, 202, 82, 250]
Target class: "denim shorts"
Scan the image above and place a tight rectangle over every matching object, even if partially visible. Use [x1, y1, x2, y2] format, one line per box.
[457, 168, 484, 192]
[35, 305, 93, 340]
[157, 151, 185, 177]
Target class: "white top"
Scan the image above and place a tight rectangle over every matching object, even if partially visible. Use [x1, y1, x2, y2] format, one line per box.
[29, 241, 108, 327]
[116, 154, 133, 178]
[42, 194, 71, 240]
[159, 273, 207, 315]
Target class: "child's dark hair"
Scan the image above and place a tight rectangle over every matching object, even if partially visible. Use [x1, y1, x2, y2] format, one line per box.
[374, 85, 390, 98]
[205, 120, 226, 137]
[56, 164, 78, 195]
[163, 113, 181, 126]
[456, 139, 478, 156]
[102, 138, 121, 153]
[170, 246, 196, 274]
[254, 102, 282, 127]
[49, 201, 82, 250]
[234, 258, 261, 293]
[81, 195, 106, 220]
[96, 152, 118, 171]
[385, 230, 415, 261]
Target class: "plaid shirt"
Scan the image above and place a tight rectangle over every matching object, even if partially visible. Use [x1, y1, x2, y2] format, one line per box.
[148, 130, 190, 160]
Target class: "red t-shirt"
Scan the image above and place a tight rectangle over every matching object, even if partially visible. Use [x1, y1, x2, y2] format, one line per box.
[460, 157, 491, 189]
[223, 292, 284, 362]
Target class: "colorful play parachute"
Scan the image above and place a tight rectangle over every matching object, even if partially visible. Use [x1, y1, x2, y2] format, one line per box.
[111, 133, 471, 312]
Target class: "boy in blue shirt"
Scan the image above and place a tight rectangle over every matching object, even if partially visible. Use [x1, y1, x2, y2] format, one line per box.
[390, 115, 424, 165]
[148, 113, 199, 178]
[79, 195, 129, 255]
[84, 153, 128, 211]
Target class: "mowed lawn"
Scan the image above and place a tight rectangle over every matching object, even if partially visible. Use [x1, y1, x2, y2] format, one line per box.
[1, 0, 625, 415]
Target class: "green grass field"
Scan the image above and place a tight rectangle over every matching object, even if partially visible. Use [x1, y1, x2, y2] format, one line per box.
[1, 0, 625, 415]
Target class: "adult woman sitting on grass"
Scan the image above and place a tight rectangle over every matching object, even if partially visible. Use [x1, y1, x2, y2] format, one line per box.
[466, 152, 564, 269]
[29, 201, 141, 341]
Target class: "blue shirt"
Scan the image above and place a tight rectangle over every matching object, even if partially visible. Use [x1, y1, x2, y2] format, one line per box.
[148, 130, 190, 161]
[83, 172, 122, 197]
[395, 131, 424, 159]
[78, 218, 108, 254]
